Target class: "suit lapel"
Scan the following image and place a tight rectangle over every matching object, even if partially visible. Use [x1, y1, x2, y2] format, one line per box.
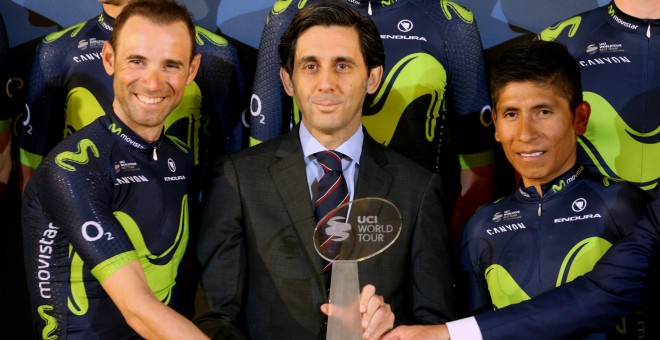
[355, 133, 394, 200]
[269, 129, 326, 290]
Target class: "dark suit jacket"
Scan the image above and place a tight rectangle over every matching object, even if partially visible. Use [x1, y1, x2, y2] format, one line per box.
[475, 194, 660, 339]
[194, 127, 456, 339]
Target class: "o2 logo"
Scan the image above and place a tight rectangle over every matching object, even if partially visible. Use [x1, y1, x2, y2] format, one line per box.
[81, 221, 114, 242]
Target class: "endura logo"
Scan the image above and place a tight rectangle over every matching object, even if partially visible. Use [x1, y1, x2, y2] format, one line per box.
[325, 216, 351, 242]
[397, 19, 413, 33]
[572, 198, 587, 212]
[554, 213, 602, 224]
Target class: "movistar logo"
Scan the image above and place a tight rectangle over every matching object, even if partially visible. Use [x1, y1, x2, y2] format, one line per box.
[537, 16, 582, 41]
[325, 216, 351, 242]
[109, 123, 122, 135]
[552, 166, 583, 193]
[38, 305, 58, 340]
[55, 139, 100, 172]
[441, 0, 474, 24]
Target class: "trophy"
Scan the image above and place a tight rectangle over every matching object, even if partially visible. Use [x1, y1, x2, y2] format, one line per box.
[313, 197, 402, 340]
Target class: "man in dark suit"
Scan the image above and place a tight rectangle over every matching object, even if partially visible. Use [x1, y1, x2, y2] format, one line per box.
[193, 1, 456, 339]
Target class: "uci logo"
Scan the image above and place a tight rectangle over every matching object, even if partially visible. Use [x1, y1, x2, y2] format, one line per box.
[572, 198, 587, 212]
[397, 19, 413, 33]
[325, 216, 351, 242]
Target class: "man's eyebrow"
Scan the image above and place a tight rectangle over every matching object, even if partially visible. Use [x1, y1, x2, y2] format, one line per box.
[126, 54, 146, 61]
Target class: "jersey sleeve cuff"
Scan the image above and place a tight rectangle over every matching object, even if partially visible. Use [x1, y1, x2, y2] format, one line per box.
[19, 148, 44, 169]
[91, 250, 139, 283]
[459, 150, 495, 170]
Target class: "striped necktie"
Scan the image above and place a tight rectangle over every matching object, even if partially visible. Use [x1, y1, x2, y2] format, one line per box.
[314, 150, 349, 276]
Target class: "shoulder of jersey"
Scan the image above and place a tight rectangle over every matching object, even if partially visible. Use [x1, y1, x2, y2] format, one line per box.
[408, 0, 476, 25]
[194, 25, 230, 48]
[537, 6, 605, 42]
[42, 18, 97, 45]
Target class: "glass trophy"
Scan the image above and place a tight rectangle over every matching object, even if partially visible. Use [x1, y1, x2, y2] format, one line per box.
[313, 197, 402, 340]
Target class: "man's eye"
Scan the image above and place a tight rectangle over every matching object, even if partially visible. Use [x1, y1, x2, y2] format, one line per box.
[539, 109, 551, 116]
[303, 64, 317, 70]
[503, 111, 516, 118]
[129, 60, 142, 65]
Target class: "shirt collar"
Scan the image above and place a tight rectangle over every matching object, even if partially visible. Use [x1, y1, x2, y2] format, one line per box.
[516, 163, 585, 200]
[299, 122, 363, 164]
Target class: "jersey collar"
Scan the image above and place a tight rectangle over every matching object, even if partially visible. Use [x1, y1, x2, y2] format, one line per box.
[515, 163, 585, 201]
[101, 110, 162, 151]
[97, 10, 115, 36]
[606, 1, 660, 37]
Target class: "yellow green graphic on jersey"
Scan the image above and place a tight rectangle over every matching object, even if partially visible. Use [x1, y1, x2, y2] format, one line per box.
[556, 237, 612, 286]
[68, 245, 88, 316]
[441, 0, 474, 24]
[113, 196, 189, 304]
[486, 236, 611, 309]
[485, 264, 531, 309]
[64, 87, 105, 137]
[44, 21, 86, 43]
[272, 0, 307, 15]
[55, 139, 100, 172]
[580, 92, 660, 189]
[195, 26, 228, 47]
[364, 53, 446, 145]
[166, 82, 202, 166]
[38, 305, 58, 340]
[537, 16, 582, 41]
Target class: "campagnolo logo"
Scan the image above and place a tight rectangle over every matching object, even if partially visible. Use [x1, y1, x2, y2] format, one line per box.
[167, 158, 176, 172]
[397, 19, 413, 32]
[572, 198, 587, 212]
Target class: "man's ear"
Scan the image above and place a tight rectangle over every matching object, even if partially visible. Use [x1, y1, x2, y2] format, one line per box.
[492, 109, 501, 142]
[101, 41, 115, 76]
[280, 67, 295, 96]
[366, 65, 383, 94]
[574, 101, 591, 135]
[186, 53, 202, 84]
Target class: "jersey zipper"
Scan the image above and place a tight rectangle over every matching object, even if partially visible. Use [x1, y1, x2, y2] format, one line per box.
[152, 142, 160, 161]
[368, 1, 372, 16]
[647, 23, 651, 38]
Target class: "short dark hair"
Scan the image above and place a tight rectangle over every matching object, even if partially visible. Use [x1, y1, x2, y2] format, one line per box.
[278, 0, 385, 75]
[111, 0, 197, 60]
[490, 40, 583, 112]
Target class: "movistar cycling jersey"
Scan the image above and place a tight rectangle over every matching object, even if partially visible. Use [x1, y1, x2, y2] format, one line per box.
[20, 10, 245, 185]
[250, 0, 493, 172]
[538, 2, 660, 190]
[460, 164, 649, 339]
[22, 110, 192, 339]
[0, 13, 11, 132]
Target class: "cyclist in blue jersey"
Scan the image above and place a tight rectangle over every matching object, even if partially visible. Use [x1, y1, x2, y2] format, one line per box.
[22, 2, 208, 338]
[250, 0, 496, 255]
[383, 41, 652, 340]
[538, 0, 660, 191]
[0, 13, 10, 198]
[19, 0, 245, 200]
